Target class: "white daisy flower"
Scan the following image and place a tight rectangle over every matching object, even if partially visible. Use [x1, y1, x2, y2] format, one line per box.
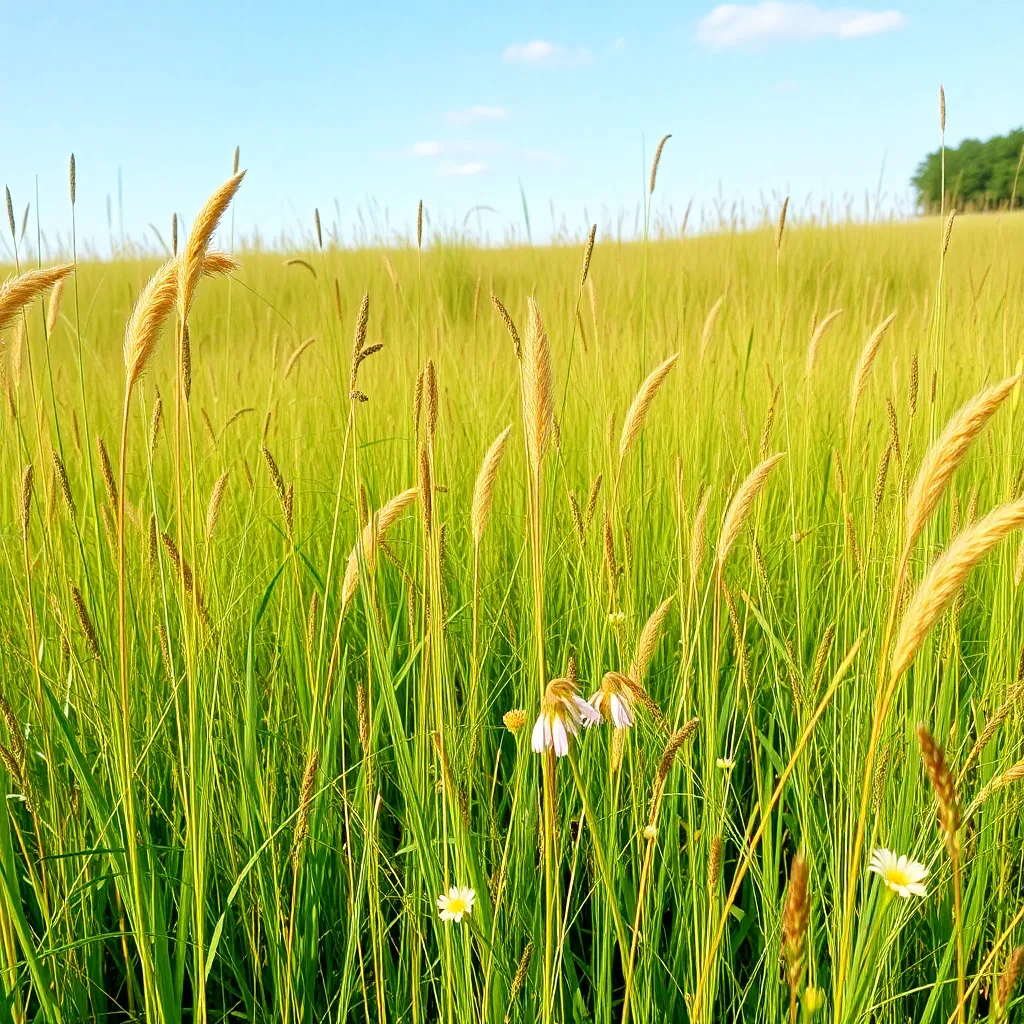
[436, 885, 476, 923]
[531, 677, 601, 757]
[867, 848, 929, 899]
[589, 671, 636, 729]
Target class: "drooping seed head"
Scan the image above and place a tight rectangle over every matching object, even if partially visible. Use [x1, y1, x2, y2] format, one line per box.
[649, 134, 671, 195]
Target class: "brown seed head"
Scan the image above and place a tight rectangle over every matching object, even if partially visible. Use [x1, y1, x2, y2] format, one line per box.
[51, 450, 75, 521]
[19, 464, 33, 541]
[917, 723, 960, 835]
[655, 718, 697, 785]
[997, 946, 1024, 1010]
[491, 294, 522, 361]
[775, 196, 789, 254]
[581, 223, 597, 287]
[942, 209, 955, 256]
[205, 471, 230, 541]
[783, 852, 810, 991]
[649, 134, 671, 195]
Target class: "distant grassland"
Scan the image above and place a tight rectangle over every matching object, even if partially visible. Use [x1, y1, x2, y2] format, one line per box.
[1, 198, 1024, 1024]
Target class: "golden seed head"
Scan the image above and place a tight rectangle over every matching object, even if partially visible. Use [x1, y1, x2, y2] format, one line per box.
[942, 209, 955, 256]
[503, 709, 528, 733]
[783, 851, 810, 989]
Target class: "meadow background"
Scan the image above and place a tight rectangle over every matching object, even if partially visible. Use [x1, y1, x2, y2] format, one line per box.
[0, 152, 1023, 1024]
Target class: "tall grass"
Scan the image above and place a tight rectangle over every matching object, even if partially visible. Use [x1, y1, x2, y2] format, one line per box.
[0, 176, 1024, 1024]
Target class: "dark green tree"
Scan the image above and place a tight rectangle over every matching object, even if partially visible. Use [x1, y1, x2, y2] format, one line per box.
[912, 128, 1024, 210]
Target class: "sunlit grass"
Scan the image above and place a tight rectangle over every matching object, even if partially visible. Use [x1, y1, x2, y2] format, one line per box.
[1, 185, 1024, 1024]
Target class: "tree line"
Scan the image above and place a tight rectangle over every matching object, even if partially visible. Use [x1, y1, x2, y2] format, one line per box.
[913, 127, 1024, 211]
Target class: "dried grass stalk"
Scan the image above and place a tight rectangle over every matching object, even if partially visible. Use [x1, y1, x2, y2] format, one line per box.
[805, 309, 843, 379]
[905, 374, 1020, 551]
[618, 354, 678, 469]
[471, 424, 512, 546]
[178, 171, 245, 321]
[715, 454, 785, 576]
[891, 498, 1024, 682]
[649, 134, 671, 195]
[522, 297, 552, 475]
[0, 264, 74, 333]
[850, 311, 897, 425]
[630, 596, 674, 683]
[205, 471, 230, 541]
[341, 489, 417, 613]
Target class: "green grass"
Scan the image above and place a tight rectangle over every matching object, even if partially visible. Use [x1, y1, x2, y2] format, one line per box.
[1, 198, 1024, 1024]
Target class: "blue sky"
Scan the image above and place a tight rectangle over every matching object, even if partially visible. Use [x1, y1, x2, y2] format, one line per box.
[1, 0, 1022, 253]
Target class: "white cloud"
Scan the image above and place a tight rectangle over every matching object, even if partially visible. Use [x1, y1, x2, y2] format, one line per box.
[697, 2, 907, 48]
[439, 161, 487, 177]
[446, 105, 507, 126]
[410, 141, 445, 157]
[502, 40, 594, 67]
[610, 37, 627, 51]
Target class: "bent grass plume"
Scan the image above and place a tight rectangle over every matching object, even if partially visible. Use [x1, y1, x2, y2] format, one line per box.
[805, 308, 843, 380]
[715, 453, 785, 582]
[904, 374, 1021, 552]
[890, 498, 1024, 682]
[0, 264, 74, 333]
[849, 310, 897, 445]
[614, 353, 678, 510]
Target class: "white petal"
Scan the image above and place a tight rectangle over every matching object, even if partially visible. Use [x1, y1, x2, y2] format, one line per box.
[552, 718, 569, 757]
[531, 714, 548, 753]
[573, 695, 602, 727]
[610, 694, 633, 728]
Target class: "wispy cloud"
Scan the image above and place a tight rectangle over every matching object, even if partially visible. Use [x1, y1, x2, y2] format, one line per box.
[502, 40, 594, 67]
[697, 2, 907, 49]
[446, 105, 507, 126]
[439, 161, 487, 177]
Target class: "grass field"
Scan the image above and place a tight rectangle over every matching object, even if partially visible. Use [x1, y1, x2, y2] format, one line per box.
[1, 170, 1024, 1024]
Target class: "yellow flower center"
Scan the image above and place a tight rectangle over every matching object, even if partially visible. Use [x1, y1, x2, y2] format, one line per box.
[885, 867, 910, 887]
[446, 896, 469, 914]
